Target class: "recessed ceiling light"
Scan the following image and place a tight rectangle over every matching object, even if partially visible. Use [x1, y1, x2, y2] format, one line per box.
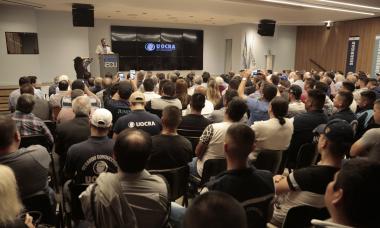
[107, 16, 111, 18]
[142, 12, 147, 15]
[210, 17, 215, 19]
[189, 16, 194, 18]
[127, 14, 138, 16]
[260, 0, 375, 15]
[318, 0, 380, 11]
[115, 10, 120, 13]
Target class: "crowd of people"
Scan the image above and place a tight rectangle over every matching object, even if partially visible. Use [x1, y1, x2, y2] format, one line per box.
[1, 69, 380, 227]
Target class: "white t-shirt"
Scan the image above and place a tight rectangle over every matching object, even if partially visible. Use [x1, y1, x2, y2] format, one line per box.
[197, 122, 232, 176]
[96, 45, 113, 55]
[251, 118, 294, 151]
[143, 91, 161, 102]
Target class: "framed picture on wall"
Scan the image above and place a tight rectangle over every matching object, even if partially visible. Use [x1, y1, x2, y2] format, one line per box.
[5, 32, 39, 54]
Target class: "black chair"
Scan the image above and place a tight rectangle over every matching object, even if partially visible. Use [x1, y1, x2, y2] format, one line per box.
[252, 150, 283, 174]
[67, 182, 89, 221]
[199, 158, 227, 186]
[295, 143, 318, 169]
[177, 129, 204, 156]
[149, 166, 190, 206]
[22, 193, 56, 225]
[241, 193, 274, 228]
[20, 134, 52, 151]
[282, 205, 330, 228]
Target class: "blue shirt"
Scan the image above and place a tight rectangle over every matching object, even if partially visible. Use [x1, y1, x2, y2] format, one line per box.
[246, 97, 269, 126]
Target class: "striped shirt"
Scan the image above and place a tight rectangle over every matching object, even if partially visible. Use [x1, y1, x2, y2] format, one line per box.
[12, 111, 54, 145]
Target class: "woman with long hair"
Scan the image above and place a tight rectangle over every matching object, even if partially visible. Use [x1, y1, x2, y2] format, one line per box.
[251, 96, 293, 151]
[0, 165, 34, 228]
[206, 78, 222, 107]
[175, 78, 191, 110]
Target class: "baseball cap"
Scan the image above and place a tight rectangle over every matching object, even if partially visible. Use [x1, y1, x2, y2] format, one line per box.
[90, 108, 113, 128]
[313, 119, 354, 143]
[58, 75, 69, 82]
[129, 91, 145, 103]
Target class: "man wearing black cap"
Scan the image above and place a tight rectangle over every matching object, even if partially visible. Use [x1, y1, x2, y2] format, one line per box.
[270, 119, 354, 227]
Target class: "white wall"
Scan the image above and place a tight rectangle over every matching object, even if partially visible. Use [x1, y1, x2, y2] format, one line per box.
[0, 5, 297, 85]
[0, 5, 40, 85]
[88, 19, 226, 77]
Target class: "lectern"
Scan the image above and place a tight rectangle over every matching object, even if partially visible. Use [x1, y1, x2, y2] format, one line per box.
[99, 54, 119, 77]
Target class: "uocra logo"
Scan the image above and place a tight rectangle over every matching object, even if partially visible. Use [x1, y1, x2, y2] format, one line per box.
[145, 43, 156, 52]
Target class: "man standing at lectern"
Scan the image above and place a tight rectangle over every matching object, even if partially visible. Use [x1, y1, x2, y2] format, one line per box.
[96, 38, 113, 55]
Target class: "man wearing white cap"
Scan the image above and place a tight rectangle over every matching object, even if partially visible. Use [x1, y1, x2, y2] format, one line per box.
[64, 108, 118, 184]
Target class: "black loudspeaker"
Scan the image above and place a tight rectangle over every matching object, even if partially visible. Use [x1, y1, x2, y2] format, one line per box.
[72, 3, 94, 27]
[258, 19, 276, 36]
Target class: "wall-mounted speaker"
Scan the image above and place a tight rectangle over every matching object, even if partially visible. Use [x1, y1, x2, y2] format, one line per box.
[258, 19, 276, 37]
[72, 3, 94, 27]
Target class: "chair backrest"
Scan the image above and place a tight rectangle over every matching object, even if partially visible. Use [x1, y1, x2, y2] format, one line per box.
[241, 193, 275, 228]
[68, 182, 89, 220]
[253, 150, 283, 174]
[149, 166, 189, 202]
[22, 193, 56, 225]
[282, 205, 330, 228]
[200, 159, 227, 186]
[20, 135, 52, 151]
[295, 143, 318, 169]
[178, 129, 203, 155]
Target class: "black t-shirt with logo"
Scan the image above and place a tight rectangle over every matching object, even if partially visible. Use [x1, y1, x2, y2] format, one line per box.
[113, 110, 162, 136]
[104, 99, 131, 124]
[64, 136, 118, 184]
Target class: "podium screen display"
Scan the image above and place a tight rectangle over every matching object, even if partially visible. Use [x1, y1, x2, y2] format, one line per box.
[111, 26, 203, 71]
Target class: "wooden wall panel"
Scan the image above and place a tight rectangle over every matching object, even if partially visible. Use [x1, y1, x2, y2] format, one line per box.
[295, 17, 380, 73]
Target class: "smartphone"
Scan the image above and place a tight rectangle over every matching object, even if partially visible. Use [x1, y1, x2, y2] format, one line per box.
[118, 72, 125, 80]
[129, 70, 136, 80]
[251, 70, 258, 77]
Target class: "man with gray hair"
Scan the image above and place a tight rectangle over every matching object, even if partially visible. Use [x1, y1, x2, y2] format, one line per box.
[11, 94, 54, 145]
[55, 96, 91, 174]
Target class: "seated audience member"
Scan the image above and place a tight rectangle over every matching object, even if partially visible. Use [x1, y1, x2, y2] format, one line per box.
[185, 86, 214, 117]
[61, 79, 101, 108]
[143, 78, 161, 102]
[300, 78, 316, 103]
[20, 83, 51, 120]
[187, 74, 202, 96]
[191, 98, 247, 177]
[176, 78, 191, 110]
[179, 93, 211, 131]
[287, 84, 306, 118]
[205, 124, 274, 225]
[201, 71, 211, 88]
[339, 81, 357, 113]
[183, 191, 247, 228]
[0, 165, 35, 228]
[209, 89, 247, 124]
[315, 81, 334, 116]
[350, 99, 380, 161]
[11, 94, 53, 145]
[312, 159, 380, 228]
[27, 76, 44, 99]
[148, 106, 192, 170]
[292, 72, 304, 90]
[368, 78, 380, 99]
[283, 89, 327, 169]
[113, 91, 162, 137]
[353, 74, 369, 104]
[55, 96, 91, 172]
[56, 89, 85, 123]
[239, 72, 278, 125]
[206, 78, 222, 107]
[146, 80, 182, 117]
[104, 80, 132, 124]
[96, 77, 113, 105]
[356, 90, 378, 138]
[271, 119, 354, 226]
[330, 91, 356, 123]
[251, 97, 293, 151]
[8, 76, 30, 112]
[90, 77, 103, 94]
[64, 108, 118, 184]
[80, 128, 169, 228]
[49, 77, 69, 108]
[0, 116, 52, 200]
[48, 75, 59, 97]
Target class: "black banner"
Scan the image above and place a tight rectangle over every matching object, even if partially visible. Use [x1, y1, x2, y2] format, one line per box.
[345, 36, 360, 73]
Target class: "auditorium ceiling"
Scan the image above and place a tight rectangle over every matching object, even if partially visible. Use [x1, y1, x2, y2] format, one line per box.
[1, 0, 380, 25]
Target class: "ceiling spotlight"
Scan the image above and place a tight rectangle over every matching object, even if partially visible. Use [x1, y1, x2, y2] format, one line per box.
[325, 21, 333, 29]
